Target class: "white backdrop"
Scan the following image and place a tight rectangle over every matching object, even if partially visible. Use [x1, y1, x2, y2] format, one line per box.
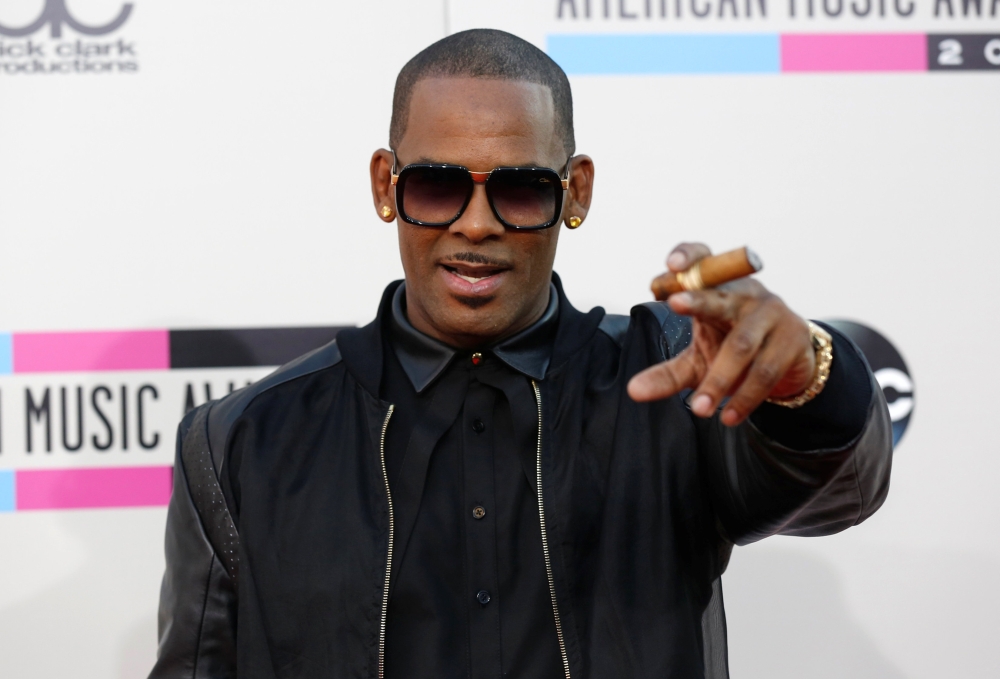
[1, 1, 998, 677]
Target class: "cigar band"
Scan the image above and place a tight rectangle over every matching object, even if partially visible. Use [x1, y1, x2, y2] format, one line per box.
[676, 262, 705, 292]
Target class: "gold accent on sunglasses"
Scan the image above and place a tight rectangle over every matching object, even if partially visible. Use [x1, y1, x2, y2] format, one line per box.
[389, 151, 572, 190]
[390, 170, 569, 190]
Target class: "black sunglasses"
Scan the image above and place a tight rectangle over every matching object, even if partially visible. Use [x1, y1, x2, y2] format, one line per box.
[391, 152, 572, 230]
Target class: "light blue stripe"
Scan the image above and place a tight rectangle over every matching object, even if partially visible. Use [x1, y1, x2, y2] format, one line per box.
[0, 471, 14, 512]
[0, 333, 10, 374]
[547, 33, 780, 75]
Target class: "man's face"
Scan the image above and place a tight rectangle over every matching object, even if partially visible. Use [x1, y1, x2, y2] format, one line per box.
[370, 77, 591, 349]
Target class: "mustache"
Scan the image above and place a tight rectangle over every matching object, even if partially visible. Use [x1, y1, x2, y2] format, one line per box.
[444, 251, 512, 267]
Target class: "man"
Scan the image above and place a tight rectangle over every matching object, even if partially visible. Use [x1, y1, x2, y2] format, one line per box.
[150, 29, 891, 679]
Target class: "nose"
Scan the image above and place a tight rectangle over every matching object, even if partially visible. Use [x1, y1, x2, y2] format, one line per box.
[449, 183, 505, 243]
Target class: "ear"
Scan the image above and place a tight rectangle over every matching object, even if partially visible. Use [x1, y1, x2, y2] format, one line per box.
[562, 155, 594, 228]
[370, 148, 397, 222]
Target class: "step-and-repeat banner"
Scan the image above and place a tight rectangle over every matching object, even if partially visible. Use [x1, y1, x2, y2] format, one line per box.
[0, 1, 996, 677]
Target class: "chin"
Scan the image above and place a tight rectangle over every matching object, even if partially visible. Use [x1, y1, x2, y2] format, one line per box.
[452, 294, 496, 310]
[439, 301, 512, 342]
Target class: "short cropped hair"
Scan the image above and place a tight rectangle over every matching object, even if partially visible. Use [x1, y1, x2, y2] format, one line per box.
[390, 29, 575, 157]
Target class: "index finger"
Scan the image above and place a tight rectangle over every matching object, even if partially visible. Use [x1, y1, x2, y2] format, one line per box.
[627, 345, 703, 402]
[666, 278, 767, 322]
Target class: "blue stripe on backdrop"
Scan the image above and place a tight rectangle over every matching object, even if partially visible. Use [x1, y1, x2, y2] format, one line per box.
[0, 333, 11, 374]
[0, 471, 15, 512]
[547, 33, 781, 75]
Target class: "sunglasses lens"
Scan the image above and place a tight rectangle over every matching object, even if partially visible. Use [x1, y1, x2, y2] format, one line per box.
[489, 169, 560, 229]
[399, 167, 470, 225]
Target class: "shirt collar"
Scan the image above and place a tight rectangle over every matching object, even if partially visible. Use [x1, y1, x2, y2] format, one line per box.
[389, 282, 560, 393]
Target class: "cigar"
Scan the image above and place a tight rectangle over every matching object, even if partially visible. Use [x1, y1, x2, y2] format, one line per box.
[651, 247, 763, 300]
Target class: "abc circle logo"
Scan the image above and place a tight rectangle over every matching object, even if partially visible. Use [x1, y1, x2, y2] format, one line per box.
[826, 320, 913, 447]
[0, 0, 132, 38]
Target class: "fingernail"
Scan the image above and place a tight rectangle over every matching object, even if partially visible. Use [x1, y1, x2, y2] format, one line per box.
[668, 252, 687, 270]
[692, 394, 713, 416]
[722, 408, 739, 426]
[671, 292, 693, 308]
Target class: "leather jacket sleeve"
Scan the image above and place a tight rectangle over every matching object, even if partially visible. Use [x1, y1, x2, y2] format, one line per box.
[149, 411, 237, 679]
[694, 326, 894, 545]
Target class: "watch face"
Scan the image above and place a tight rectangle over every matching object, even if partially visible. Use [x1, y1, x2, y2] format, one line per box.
[824, 320, 913, 448]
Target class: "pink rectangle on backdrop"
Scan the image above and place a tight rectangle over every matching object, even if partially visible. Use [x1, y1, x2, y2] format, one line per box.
[13, 330, 170, 373]
[781, 33, 927, 72]
[17, 466, 173, 510]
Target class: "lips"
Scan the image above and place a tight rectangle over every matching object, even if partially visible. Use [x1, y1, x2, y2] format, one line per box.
[438, 260, 510, 297]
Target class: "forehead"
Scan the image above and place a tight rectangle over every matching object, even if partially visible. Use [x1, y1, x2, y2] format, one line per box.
[396, 77, 562, 170]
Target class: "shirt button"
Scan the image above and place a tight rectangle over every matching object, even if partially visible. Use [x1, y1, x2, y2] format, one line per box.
[471, 352, 483, 366]
[476, 590, 491, 605]
[472, 418, 485, 433]
[472, 505, 486, 520]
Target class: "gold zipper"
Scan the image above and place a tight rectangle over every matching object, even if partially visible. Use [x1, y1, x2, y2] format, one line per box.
[376, 404, 395, 679]
[532, 380, 571, 679]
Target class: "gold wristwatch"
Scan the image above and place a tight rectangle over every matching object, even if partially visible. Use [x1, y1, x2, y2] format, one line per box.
[766, 321, 834, 408]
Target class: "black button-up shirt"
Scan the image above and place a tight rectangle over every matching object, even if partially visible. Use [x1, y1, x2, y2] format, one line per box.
[379, 283, 868, 678]
[381, 284, 562, 679]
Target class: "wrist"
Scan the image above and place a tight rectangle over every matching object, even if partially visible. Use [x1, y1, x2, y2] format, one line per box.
[766, 321, 834, 408]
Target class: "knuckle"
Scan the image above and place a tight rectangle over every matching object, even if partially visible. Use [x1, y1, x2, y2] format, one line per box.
[755, 362, 782, 386]
[682, 348, 707, 374]
[729, 330, 756, 357]
[657, 371, 680, 392]
[651, 363, 680, 389]
[722, 297, 745, 323]
[762, 292, 787, 313]
[704, 373, 731, 395]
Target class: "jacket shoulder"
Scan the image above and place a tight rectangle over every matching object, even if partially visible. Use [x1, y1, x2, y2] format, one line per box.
[206, 338, 343, 464]
[597, 312, 630, 348]
[637, 301, 693, 359]
[599, 303, 693, 359]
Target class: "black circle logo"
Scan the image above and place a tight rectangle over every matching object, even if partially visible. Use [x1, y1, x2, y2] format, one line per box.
[825, 320, 913, 448]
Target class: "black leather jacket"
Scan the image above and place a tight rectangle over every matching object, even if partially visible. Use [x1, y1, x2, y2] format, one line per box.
[150, 278, 892, 679]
